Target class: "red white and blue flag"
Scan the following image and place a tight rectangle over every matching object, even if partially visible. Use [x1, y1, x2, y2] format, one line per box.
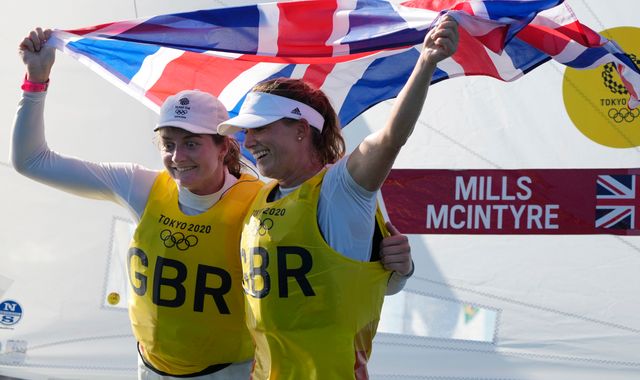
[48, 0, 640, 145]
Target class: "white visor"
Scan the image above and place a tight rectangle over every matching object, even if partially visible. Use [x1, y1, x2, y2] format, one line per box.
[217, 92, 325, 136]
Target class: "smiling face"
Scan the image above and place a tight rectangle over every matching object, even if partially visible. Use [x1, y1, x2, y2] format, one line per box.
[243, 120, 296, 180]
[243, 119, 319, 188]
[158, 127, 227, 195]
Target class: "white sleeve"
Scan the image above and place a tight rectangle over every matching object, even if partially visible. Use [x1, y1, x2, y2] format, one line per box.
[10, 91, 158, 220]
[318, 156, 412, 294]
[318, 156, 377, 261]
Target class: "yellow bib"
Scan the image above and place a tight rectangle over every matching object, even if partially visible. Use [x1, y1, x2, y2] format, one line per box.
[241, 169, 390, 379]
[129, 171, 261, 375]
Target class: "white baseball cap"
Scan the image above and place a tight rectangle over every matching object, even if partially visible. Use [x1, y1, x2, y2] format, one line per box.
[155, 90, 229, 134]
[217, 92, 325, 136]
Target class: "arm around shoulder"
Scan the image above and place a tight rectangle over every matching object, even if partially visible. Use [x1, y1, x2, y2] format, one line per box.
[380, 222, 414, 295]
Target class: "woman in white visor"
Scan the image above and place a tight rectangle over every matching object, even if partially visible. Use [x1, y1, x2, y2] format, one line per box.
[216, 16, 458, 380]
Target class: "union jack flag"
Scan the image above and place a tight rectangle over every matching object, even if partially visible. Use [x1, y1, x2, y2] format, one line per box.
[595, 175, 639, 230]
[46, 0, 640, 161]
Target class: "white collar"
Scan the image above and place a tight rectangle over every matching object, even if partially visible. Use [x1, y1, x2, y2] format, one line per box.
[177, 168, 237, 215]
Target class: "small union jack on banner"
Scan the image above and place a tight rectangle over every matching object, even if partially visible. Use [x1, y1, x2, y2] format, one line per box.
[595, 175, 639, 230]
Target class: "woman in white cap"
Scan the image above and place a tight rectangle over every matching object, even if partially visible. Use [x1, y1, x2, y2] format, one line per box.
[13, 28, 259, 379]
[13, 28, 414, 380]
[216, 16, 458, 379]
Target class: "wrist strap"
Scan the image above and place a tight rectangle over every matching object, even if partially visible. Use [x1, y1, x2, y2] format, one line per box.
[21, 74, 49, 92]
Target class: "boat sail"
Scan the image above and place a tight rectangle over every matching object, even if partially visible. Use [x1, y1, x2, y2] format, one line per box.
[1, 0, 639, 379]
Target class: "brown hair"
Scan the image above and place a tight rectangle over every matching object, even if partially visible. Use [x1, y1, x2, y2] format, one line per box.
[252, 78, 345, 165]
[212, 134, 242, 178]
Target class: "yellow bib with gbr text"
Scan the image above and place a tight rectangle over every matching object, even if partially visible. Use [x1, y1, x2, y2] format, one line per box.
[241, 169, 390, 379]
[129, 172, 260, 375]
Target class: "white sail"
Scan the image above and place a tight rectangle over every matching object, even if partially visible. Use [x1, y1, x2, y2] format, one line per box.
[1, 0, 639, 379]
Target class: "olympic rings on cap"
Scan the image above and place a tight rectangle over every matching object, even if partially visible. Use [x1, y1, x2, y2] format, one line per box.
[160, 229, 199, 251]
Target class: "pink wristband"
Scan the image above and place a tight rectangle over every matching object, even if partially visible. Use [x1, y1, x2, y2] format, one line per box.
[21, 74, 49, 92]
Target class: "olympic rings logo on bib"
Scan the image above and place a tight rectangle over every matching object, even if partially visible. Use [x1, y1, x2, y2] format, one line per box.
[160, 229, 199, 251]
[258, 218, 274, 236]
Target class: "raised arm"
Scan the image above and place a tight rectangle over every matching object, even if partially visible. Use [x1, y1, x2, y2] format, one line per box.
[347, 16, 459, 191]
[11, 28, 154, 214]
[12, 28, 56, 175]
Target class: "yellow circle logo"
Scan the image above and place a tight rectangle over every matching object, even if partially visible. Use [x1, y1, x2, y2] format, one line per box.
[107, 292, 121, 305]
[563, 27, 640, 148]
